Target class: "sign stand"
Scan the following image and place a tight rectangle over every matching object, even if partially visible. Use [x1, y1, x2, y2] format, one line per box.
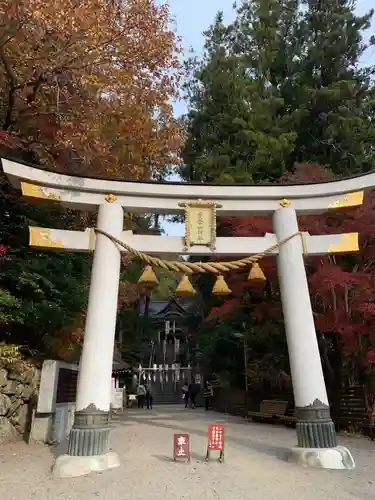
[173, 433, 191, 463]
[205, 424, 225, 463]
[205, 449, 224, 463]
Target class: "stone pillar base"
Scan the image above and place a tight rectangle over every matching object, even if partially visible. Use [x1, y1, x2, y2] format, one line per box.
[52, 451, 120, 478]
[295, 399, 337, 448]
[285, 445, 355, 470]
[68, 426, 110, 456]
[67, 404, 110, 456]
[296, 420, 337, 448]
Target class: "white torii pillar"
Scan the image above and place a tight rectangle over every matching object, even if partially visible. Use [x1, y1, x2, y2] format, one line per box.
[273, 205, 354, 469]
[53, 202, 123, 478]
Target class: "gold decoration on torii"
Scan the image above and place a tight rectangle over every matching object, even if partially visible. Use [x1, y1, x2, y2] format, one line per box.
[279, 198, 291, 208]
[105, 193, 117, 203]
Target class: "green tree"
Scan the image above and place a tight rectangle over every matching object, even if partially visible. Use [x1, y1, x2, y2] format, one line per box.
[286, 0, 375, 174]
[181, 10, 296, 183]
[181, 0, 375, 183]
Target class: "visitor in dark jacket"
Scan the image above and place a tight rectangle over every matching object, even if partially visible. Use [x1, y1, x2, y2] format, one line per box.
[182, 382, 189, 408]
[188, 379, 200, 409]
[146, 383, 153, 409]
[204, 380, 213, 410]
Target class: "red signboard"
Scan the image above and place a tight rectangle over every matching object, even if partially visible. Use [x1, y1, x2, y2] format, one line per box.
[208, 424, 225, 451]
[173, 433, 191, 461]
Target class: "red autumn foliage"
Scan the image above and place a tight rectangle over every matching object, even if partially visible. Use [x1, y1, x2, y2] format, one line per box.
[0, 244, 8, 256]
[210, 164, 375, 366]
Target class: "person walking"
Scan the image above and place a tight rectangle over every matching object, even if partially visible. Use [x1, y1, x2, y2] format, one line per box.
[137, 383, 146, 408]
[188, 378, 200, 409]
[146, 383, 153, 410]
[181, 382, 189, 408]
[204, 380, 213, 410]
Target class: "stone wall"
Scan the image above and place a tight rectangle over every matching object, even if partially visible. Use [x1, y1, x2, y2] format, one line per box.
[0, 361, 40, 444]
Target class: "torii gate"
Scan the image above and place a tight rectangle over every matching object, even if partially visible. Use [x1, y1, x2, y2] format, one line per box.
[2, 157, 373, 477]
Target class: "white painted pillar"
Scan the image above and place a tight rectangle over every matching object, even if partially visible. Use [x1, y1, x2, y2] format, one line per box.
[75, 203, 123, 412]
[273, 206, 328, 407]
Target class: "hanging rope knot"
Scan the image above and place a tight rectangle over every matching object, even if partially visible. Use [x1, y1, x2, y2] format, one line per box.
[299, 231, 308, 256]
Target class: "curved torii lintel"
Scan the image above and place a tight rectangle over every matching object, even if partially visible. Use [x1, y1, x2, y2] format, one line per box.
[2, 157, 374, 215]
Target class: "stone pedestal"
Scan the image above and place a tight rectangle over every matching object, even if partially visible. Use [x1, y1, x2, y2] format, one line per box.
[52, 452, 120, 479]
[273, 206, 354, 469]
[52, 202, 123, 478]
[285, 446, 355, 470]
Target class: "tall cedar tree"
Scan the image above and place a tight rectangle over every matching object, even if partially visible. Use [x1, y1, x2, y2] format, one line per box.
[181, 0, 375, 183]
[287, 0, 375, 174]
[181, 10, 296, 183]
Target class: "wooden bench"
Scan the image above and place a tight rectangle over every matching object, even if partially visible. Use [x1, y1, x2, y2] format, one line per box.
[248, 400, 288, 422]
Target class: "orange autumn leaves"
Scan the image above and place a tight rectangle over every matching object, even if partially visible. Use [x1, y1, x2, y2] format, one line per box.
[0, 0, 184, 178]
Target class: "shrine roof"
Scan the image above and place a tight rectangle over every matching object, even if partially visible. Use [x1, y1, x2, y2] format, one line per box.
[112, 343, 130, 373]
[139, 296, 199, 319]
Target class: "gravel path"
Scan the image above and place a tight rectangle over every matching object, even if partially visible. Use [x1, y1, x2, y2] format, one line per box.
[0, 405, 374, 500]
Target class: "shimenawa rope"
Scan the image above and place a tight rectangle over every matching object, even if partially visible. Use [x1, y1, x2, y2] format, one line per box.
[93, 228, 307, 275]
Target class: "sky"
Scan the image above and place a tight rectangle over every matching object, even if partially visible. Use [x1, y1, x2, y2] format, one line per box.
[161, 1, 237, 236]
[160, 0, 375, 237]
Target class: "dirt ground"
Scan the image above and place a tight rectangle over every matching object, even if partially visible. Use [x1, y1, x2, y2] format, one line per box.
[0, 406, 374, 500]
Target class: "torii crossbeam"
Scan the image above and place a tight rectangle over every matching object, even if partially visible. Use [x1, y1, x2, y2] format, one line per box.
[28, 226, 359, 256]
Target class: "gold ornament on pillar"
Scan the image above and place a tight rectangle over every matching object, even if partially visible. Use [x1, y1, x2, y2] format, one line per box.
[279, 198, 291, 208]
[175, 275, 196, 297]
[105, 193, 117, 203]
[248, 262, 266, 282]
[138, 266, 159, 287]
[212, 275, 231, 296]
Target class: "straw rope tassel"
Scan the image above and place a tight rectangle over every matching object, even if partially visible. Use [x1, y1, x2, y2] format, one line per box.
[212, 275, 231, 296]
[89, 228, 96, 252]
[248, 262, 266, 282]
[138, 265, 159, 286]
[175, 275, 196, 297]
[300, 232, 308, 255]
